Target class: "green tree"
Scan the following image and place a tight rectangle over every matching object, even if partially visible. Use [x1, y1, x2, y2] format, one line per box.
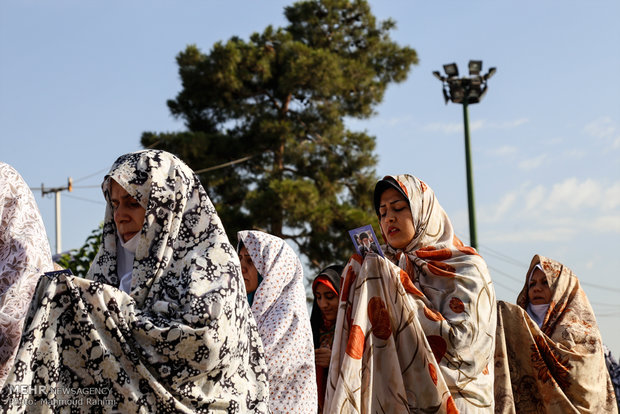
[142, 0, 418, 269]
[56, 224, 103, 277]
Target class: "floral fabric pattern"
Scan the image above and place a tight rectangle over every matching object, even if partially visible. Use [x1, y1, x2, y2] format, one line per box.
[325, 174, 496, 413]
[0, 150, 269, 412]
[237, 230, 317, 414]
[0, 163, 53, 389]
[494, 255, 618, 413]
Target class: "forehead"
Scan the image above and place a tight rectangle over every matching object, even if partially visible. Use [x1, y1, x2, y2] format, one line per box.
[315, 284, 334, 294]
[379, 187, 407, 205]
[530, 268, 547, 282]
[109, 180, 130, 199]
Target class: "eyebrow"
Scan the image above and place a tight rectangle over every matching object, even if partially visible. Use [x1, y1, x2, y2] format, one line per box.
[110, 194, 135, 202]
[379, 199, 406, 209]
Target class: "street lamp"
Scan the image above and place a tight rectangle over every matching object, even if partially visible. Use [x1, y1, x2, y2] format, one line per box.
[433, 60, 496, 250]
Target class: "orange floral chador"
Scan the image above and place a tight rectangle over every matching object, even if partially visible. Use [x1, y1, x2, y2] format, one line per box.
[325, 174, 497, 413]
[494, 255, 618, 413]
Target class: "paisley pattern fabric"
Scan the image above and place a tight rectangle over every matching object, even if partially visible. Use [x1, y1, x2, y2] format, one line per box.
[325, 174, 496, 413]
[0, 163, 53, 389]
[0, 150, 270, 412]
[494, 255, 618, 413]
[237, 230, 317, 414]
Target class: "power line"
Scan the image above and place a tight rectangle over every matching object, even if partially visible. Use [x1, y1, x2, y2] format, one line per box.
[476, 242, 620, 293]
[487, 265, 523, 285]
[591, 301, 620, 308]
[581, 281, 620, 293]
[72, 167, 109, 184]
[64, 194, 105, 205]
[194, 155, 253, 174]
[492, 278, 517, 293]
[596, 311, 620, 318]
[478, 244, 528, 268]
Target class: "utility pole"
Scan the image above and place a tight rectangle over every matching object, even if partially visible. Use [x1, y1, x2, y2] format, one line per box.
[41, 178, 73, 255]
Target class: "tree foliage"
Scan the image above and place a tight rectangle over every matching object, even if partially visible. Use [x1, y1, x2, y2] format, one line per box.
[142, 0, 418, 269]
[56, 223, 103, 277]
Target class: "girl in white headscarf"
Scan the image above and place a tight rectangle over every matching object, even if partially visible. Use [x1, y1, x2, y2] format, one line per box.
[237, 230, 317, 414]
[1, 150, 270, 412]
[0, 163, 53, 388]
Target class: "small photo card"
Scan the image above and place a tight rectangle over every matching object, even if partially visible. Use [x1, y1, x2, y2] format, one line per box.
[348, 224, 384, 258]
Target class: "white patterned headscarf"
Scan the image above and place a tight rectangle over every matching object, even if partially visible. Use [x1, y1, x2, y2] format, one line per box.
[237, 230, 317, 414]
[0, 163, 53, 388]
[1, 151, 269, 412]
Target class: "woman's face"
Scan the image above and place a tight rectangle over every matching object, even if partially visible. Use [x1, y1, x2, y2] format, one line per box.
[314, 283, 339, 323]
[378, 188, 415, 249]
[239, 246, 259, 294]
[528, 268, 551, 305]
[110, 180, 146, 243]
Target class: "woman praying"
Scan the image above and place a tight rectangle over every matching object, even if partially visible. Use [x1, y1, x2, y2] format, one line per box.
[310, 264, 343, 413]
[237, 230, 317, 414]
[1, 150, 270, 412]
[325, 174, 497, 413]
[494, 255, 617, 413]
[0, 163, 54, 389]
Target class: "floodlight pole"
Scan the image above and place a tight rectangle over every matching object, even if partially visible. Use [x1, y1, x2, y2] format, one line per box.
[461, 100, 478, 249]
[434, 61, 495, 250]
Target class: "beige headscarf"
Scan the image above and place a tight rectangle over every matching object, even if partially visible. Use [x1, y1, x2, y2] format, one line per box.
[326, 174, 496, 413]
[495, 255, 617, 413]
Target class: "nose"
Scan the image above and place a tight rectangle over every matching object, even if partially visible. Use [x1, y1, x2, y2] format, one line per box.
[114, 205, 129, 223]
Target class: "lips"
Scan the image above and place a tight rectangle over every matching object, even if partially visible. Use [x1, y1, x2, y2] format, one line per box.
[122, 231, 138, 242]
[388, 226, 399, 235]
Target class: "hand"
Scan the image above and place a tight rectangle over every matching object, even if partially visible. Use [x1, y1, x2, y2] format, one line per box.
[315, 347, 332, 368]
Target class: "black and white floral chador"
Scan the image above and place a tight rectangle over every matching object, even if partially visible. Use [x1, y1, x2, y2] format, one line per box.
[1, 150, 270, 413]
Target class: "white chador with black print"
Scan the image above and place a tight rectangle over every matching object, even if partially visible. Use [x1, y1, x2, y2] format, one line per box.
[1, 150, 270, 413]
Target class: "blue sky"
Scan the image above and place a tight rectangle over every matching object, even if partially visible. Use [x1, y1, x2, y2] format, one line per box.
[2, 1, 619, 352]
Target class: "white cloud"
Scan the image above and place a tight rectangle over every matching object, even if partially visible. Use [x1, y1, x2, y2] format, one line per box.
[562, 149, 586, 159]
[545, 178, 601, 211]
[524, 185, 546, 213]
[592, 215, 620, 233]
[423, 122, 462, 134]
[422, 118, 528, 134]
[469, 120, 485, 132]
[484, 192, 518, 222]
[584, 116, 620, 150]
[518, 154, 546, 171]
[479, 178, 620, 243]
[602, 183, 620, 211]
[488, 145, 518, 157]
[377, 115, 414, 127]
[487, 227, 575, 243]
[584, 116, 616, 139]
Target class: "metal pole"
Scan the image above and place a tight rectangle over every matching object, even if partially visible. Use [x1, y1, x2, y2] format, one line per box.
[462, 100, 478, 249]
[55, 190, 61, 254]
